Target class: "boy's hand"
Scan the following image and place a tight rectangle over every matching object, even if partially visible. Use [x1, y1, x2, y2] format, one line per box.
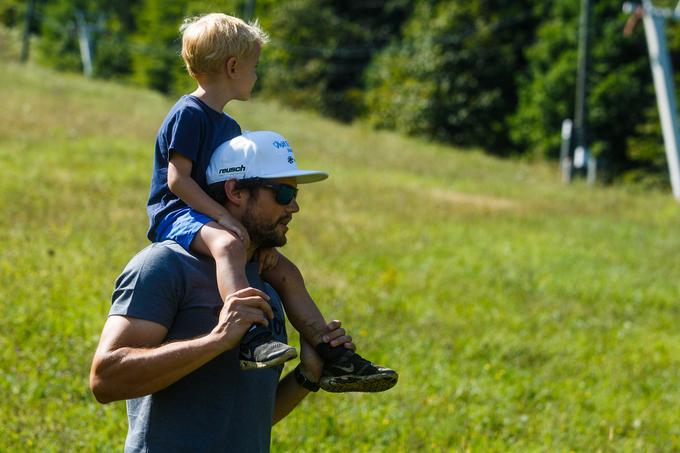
[217, 213, 250, 247]
[256, 248, 279, 274]
[299, 320, 355, 383]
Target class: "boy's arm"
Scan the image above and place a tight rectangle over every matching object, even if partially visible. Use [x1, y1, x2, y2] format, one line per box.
[263, 252, 328, 345]
[168, 152, 247, 241]
[272, 321, 354, 425]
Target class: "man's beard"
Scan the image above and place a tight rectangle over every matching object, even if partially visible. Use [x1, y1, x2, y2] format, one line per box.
[241, 203, 290, 249]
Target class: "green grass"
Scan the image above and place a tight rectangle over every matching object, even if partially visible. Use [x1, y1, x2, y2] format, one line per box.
[1, 60, 680, 452]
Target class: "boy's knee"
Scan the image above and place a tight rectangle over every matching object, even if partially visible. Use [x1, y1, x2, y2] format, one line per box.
[210, 233, 246, 259]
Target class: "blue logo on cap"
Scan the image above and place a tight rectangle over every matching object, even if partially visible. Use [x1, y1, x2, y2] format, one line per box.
[273, 140, 290, 150]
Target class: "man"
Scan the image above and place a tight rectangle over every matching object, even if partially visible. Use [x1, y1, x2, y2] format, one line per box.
[90, 131, 357, 452]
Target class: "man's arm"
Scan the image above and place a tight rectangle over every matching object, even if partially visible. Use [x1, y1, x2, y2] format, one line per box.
[90, 287, 273, 404]
[272, 321, 354, 424]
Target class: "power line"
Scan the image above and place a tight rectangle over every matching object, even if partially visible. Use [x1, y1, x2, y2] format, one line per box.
[28, 7, 535, 62]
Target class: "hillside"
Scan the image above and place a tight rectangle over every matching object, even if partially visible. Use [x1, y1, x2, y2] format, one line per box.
[1, 61, 679, 451]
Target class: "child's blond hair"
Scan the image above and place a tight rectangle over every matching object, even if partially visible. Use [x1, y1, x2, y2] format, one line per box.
[180, 13, 269, 78]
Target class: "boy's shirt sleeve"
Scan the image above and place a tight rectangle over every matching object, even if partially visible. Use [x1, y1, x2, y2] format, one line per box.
[168, 107, 204, 163]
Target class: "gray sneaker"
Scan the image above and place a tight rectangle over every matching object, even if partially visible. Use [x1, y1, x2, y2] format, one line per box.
[240, 330, 297, 370]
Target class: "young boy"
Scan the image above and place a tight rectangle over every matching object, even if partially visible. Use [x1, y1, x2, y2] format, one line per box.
[146, 13, 396, 392]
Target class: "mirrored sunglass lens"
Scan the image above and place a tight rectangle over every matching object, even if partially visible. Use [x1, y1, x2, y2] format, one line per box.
[276, 186, 297, 204]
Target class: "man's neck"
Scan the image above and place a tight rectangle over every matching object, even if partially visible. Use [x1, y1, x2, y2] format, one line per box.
[246, 244, 258, 262]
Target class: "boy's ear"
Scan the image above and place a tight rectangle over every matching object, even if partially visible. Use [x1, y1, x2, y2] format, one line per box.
[225, 57, 238, 77]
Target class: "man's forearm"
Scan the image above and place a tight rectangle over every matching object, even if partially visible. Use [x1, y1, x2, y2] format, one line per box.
[91, 289, 272, 404]
[272, 371, 310, 425]
[91, 331, 226, 403]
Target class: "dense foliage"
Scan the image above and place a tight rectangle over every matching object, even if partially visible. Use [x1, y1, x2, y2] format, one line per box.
[261, 0, 412, 121]
[13, 0, 680, 182]
[364, 1, 543, 154]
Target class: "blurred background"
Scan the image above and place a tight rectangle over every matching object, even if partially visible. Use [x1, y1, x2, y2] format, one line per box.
[2, 1, 680, 451]
[5, 0, 680, 187]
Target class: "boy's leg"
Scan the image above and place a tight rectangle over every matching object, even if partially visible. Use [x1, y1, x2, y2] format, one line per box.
[191, 222, 249, 296]
[192, 222, 297, 369]
[263, 252, 398, 392]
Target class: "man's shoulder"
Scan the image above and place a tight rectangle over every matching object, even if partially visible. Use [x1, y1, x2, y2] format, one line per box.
[127, 241, 200, 273]
[135, 240, 185, 256]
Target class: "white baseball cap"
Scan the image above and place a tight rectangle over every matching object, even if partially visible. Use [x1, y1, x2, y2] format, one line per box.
[206, 130, 329, 185]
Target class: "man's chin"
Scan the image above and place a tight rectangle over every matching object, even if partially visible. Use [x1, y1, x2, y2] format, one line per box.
[258, 233, 287, 249]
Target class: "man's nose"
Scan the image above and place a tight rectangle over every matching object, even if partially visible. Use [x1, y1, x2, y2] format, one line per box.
[288, 199, 300, 213]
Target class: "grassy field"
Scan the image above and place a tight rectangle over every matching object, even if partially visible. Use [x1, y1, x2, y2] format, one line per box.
[1, 60, 679, 452]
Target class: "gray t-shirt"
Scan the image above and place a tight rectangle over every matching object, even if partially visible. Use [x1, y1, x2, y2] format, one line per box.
[109, 241, 288, 453]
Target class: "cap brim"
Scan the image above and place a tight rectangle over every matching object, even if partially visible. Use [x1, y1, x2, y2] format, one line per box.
[260, 170, 329, 184]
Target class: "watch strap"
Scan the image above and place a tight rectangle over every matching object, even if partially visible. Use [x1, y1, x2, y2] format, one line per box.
[294, 364, 320, 392]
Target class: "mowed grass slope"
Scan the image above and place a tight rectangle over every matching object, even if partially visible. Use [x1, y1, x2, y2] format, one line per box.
[1, 61, 679, 452]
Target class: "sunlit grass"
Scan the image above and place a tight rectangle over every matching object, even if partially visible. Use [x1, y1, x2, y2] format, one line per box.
[1, 60, 679, 451]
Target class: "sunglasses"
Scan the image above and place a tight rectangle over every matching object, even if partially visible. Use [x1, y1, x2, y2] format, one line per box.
[260, 183, 298, 205]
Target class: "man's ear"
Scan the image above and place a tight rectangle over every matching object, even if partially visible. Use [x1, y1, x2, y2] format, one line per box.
[224, 180, 245, 205]
[225, 56, 238, 78]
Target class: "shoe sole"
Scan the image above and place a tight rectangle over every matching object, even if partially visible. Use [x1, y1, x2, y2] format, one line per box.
[320, 371, 398, 393]
[240, 348, 298, 371]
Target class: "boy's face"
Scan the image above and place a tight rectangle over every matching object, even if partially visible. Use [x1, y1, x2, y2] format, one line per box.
[232, 44, 261, 101]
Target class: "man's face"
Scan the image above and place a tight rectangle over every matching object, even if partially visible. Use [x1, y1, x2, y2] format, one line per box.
[241, 177, 300, 249]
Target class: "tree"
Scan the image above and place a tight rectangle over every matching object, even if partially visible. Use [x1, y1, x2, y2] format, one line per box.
[364, 1, 543, 154]
[36, 0, 138, 78]
[131, 0, 244, 95]
[261, 0, 412, 121]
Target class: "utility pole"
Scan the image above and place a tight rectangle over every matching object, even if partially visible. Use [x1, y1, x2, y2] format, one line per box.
[563, 0, 596, 185]
[624, 0, 680, 199]
[74, 10, 94, 78]
[20, 0, 36, 63]
[243, 0, 256, 21]
[572, 0, 596, 184]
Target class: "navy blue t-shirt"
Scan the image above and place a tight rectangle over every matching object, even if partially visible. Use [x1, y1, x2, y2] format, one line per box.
[146, 95, 242, 241]
[110, 242, 287, 452]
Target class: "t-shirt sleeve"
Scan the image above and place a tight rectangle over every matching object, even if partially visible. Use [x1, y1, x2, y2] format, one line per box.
[168, 106, 203, 162]
[109, 246, 185, 328]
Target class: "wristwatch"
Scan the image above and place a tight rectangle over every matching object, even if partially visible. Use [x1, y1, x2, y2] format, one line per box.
[294, 364, 320, 392]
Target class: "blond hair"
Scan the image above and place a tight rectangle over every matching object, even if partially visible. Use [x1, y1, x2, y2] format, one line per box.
[180, 13, 269, 78]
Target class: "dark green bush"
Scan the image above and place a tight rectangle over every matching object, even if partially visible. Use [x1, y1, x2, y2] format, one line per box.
[261, 0, 411, 122]
[364, 1, 542, 154]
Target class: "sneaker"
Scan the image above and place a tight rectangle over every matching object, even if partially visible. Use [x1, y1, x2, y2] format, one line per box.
[319, 350, 398, 393]
[240, 329, 297, 370]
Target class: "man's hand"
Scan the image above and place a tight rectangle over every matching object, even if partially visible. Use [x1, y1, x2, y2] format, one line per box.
[210, 287, 273, 350]
[299, 320, 355, 383]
